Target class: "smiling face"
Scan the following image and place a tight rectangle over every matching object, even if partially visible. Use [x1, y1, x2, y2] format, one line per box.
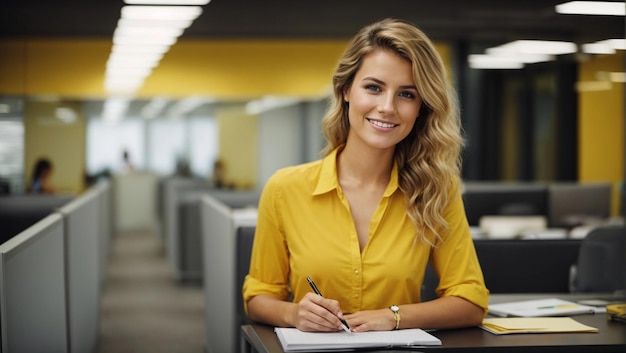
[343, 49, 422, 154]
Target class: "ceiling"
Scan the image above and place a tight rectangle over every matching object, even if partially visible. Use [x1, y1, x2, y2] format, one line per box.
[2, 0, 624, 45]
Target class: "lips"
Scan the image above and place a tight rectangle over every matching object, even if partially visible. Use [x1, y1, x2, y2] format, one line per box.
[367, 118, 398, 128]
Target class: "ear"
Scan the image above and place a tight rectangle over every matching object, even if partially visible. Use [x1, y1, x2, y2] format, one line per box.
[343, 87, 350, 102]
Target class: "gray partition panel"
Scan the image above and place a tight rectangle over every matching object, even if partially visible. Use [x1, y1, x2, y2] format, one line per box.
[0, 194, 73, 244]
[56, 187, 101, 353]
[0, 213, 68, 353]
[201, 195, 257, 353]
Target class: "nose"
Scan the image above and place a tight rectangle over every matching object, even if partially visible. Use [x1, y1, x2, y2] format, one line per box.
[377, 93, 395, 115]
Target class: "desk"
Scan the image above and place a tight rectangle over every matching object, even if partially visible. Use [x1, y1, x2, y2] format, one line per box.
[240, 294, 626, 353]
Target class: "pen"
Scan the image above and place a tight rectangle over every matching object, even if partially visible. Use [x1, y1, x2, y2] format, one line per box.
[306, 276, 351, 333]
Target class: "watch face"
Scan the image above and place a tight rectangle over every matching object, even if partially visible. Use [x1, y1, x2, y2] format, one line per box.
[390, 305, 399, 312]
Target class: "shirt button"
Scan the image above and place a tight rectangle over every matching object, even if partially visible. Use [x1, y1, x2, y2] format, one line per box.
[354, 269, 359, 274]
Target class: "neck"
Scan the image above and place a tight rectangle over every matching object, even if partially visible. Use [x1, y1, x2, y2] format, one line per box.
[337, 142, 394, 187]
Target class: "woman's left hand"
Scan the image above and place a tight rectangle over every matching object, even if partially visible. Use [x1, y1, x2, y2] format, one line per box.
[343, 309, 396, 332]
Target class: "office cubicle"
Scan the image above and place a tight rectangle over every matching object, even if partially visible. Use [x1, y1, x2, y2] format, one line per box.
[94, 178, 114, 287]
[0, 194, 73, 244]
[161, 175, 260, 282]
[0, 214, 68, 353]
[56, 187, 102, 353]
[161, 177, 213, 280]
[200, 194, 257, 353]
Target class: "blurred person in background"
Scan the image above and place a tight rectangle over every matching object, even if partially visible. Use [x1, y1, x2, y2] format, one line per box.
[28, 157, 56, 194]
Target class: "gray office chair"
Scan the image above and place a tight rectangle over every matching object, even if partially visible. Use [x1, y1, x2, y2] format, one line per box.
[571, 225, 626, 293]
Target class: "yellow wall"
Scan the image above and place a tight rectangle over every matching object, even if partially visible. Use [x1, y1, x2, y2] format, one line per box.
[24, 99, 86, 195]
[0, 38, 450, 99]
[215, 105, 258, 189]
[578, 51, 625, 215]
[0, 38, 450, 191]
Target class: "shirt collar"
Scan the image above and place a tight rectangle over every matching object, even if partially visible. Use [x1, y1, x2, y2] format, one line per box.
[313, 146, 399, 197]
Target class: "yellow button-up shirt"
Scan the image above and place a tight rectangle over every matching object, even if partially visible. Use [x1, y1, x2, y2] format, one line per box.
[243, 147, 489, 314]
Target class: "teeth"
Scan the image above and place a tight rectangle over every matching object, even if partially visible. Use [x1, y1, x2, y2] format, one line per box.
[369, 119, 396, 128]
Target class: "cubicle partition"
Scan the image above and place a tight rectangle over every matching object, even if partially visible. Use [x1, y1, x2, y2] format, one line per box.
[161, 177, 213, 280]
[161, 175, 260, 281]
[0, 194, 73, 244]
[113, 172, 158, 232]
[200, 194, 258, 353]
[94, 178, 114, 287]
[0, 214, 68, 353]
[56, 186, 102, 353]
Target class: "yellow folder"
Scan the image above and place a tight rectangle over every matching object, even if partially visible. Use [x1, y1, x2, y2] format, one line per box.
[480, 317, 599, 335]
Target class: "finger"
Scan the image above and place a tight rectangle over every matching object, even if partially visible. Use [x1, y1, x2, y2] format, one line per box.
[301, 293, 345, 330]
[297, 296, 342, 331]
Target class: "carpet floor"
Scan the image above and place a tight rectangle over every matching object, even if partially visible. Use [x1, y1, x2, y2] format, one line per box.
[95, 228, 206, 353]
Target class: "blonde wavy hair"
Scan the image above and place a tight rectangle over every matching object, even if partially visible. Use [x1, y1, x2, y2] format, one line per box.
[321, 18, 464, 245]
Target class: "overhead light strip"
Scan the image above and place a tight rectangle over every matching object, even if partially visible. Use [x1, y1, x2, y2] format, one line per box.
[103, 1, 210, 121]
[555, 1, 626, 16]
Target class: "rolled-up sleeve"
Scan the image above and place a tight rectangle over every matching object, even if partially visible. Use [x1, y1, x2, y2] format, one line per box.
[432, 181, 490, 313]
[242, 173, 291, 314]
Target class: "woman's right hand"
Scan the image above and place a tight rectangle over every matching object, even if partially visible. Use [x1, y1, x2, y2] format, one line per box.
[294, 292, 347, 332]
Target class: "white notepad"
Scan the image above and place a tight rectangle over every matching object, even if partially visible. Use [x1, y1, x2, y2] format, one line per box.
[274, 327, 441, 352]
[488, 298, 597, 317]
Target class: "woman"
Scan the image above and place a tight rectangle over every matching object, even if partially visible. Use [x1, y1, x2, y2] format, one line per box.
[243, 18, 488, 333]
[29, 157, 56, 194]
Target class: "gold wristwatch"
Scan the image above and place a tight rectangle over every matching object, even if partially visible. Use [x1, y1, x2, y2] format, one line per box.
[389, 305, 400, 330]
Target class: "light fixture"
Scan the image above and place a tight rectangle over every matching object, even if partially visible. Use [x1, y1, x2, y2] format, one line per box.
[582, 38, 626, 54]
[124, 0, 210, 4]
[103, 2, 208, 100]
[245, 96, 301, 115]
[487, 40, 577, 56]
[555, 1, 626, 16]
[141, 97, 169, 119]
[102, 97, 132, 123]
[467, 55, 525, 69]
[121, 5, 203, 21]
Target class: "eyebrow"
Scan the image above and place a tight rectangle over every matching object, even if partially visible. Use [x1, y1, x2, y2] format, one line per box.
[362, 77, 417, 90]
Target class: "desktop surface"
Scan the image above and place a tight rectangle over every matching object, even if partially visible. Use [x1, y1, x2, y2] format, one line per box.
[241, 293, 626, 353]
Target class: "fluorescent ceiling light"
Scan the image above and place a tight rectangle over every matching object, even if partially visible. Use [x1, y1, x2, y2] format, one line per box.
[114, 26, 184, 39]
[113, 35, 177, 46]
[108, 51, 164, 63]
[488, 40, 577, 55]
[141, 97, 169, 119]
[575, 81, 613, 92]
[582, 42, 616, 54]
[112, 43, 171, 55]
[121, 5, 203, 21]
[125, 0, 210, 4]
[467, 54, 524, 69]
[598, 38, 626, 50]
[609, 72, 626, 83]
[245, 96, 301, 115]
[55, 107, 77, 123]
[555, 1, 626, 16]
[582, 38, 626, 54]
[118, 18, 194, 30]
[107, 57, 162, 69]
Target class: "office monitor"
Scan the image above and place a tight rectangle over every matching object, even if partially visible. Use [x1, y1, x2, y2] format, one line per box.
[0, 213, 68, 353]
[462, 183, 548, 226]
[548, 183, 612, 228]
